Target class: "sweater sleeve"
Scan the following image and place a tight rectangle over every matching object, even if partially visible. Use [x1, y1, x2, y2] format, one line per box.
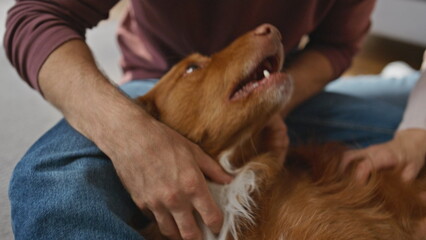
[3, 0, 118, 92]
[306, 0, 376, 79]
[397, 66, 426, 131]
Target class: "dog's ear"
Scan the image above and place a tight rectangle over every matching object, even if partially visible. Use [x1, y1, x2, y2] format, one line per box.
[136, 94, 160, 120]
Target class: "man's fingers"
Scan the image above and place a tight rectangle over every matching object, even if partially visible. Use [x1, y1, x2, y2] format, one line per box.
[192, 187, 224, 234]
[265, 130, 289, 151]
[263, 114, 289, 164]
[152, 207, 182, 240]
[198, 155, 233, 184]
[171, 208, 202, 240]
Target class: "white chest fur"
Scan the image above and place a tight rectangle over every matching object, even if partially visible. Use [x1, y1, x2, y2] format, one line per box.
[200, 148, 259, 240]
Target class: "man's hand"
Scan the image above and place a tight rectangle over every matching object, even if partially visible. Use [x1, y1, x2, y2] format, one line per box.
[106, 115, 233, 240]
[340, 129, 426, 183]
[260, 114, 290, 165]
[38, 40, 232, 240]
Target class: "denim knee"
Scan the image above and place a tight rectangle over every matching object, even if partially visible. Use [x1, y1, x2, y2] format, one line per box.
[287, 92, 404, 147]
[9, 120, 147, 239]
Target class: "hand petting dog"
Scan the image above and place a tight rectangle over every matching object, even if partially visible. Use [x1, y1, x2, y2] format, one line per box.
[341, 129, 426, 183]
[110, 114, 233, 240]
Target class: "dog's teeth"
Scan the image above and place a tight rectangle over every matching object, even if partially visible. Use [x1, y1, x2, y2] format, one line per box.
[263, 69, 270, 78]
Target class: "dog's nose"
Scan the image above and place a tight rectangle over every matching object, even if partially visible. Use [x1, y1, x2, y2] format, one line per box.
[253, 24, 281, 39]
[254, 24, 272, 36]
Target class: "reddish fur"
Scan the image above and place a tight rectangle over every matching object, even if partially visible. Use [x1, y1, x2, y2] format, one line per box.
[136, 25, 426, 239]
[250, 144, 426, 240]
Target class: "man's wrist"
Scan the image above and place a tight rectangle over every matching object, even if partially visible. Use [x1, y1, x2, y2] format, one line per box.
[281, 50, 334, 116]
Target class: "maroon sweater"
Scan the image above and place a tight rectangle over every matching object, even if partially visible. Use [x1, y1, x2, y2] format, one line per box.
[4, 0, 375, 92]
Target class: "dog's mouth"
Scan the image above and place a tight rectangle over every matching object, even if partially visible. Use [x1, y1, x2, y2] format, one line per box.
[229, 54, 282, 101]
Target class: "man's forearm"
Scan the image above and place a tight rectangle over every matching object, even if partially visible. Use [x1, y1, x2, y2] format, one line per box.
[39, 39, 152, 149]
[283, 50, 334, 115]
[38, 40, 230, 240]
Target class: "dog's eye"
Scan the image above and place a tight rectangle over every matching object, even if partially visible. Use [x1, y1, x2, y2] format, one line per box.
[185, 64, 200, 74]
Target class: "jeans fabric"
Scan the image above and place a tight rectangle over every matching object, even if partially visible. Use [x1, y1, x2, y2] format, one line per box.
[9, 72, 420, 239]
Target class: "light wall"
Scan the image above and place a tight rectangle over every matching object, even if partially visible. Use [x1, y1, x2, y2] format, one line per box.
[371, 0, 426, 47]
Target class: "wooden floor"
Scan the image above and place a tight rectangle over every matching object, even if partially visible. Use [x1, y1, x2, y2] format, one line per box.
[345, 34, 424, 76]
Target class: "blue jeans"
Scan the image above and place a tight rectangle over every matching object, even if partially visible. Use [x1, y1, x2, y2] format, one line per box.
[288, 72, 420, 147]
[9, 72, 420, 239]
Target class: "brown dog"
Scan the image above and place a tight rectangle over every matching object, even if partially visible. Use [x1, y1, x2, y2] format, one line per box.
[136, 24, 426, 240]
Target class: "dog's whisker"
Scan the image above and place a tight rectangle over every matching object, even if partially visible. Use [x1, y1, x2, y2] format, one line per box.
[249, 137, 258, 156]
